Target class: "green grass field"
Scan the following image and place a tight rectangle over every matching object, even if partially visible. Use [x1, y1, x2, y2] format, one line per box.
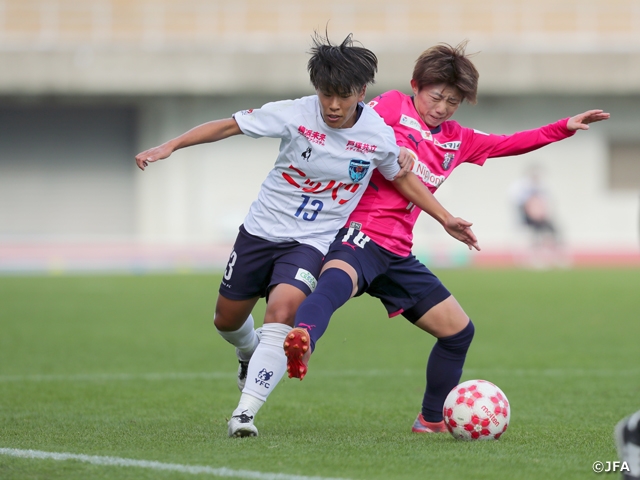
[1, 269, 639, 480]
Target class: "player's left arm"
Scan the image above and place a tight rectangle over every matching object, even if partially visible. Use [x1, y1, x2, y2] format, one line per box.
[463, 109, 611, 164]
[391, 173, 480, 251]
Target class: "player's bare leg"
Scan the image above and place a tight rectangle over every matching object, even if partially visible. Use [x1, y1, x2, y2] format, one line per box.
[214, 295, 260, 334]
[229, 283, 306, 437]
[214, 295, 262, 390]
[414, 295, 469, 338]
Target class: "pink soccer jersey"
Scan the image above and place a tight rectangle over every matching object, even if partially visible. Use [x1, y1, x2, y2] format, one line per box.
[347, 90, 576, 256]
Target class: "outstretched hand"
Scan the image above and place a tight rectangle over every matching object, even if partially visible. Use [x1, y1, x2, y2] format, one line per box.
[135, 143, 174, 171]
[444, 217, 480, 251]
[567, 110, 610, 131]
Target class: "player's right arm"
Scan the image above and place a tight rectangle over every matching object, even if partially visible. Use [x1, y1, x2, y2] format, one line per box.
[135, 118, 242, 171]
[391, 172, 480, 251]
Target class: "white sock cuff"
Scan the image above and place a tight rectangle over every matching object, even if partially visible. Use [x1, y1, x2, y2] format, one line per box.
[216, 314, 256, 352]
[260, 323, 292, 347]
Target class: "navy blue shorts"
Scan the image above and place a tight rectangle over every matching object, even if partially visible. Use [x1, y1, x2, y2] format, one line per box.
[219, 225, 324, 301]
[324, 226, 451, 323]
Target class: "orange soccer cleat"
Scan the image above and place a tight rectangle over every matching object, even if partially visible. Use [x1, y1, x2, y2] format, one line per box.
[411, 414, 448, 433]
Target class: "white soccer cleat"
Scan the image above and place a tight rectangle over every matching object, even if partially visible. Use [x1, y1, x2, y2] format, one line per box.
[615, 411, 640, 479]
[228, 411, 258, 438]
[236, 327, 262, 391]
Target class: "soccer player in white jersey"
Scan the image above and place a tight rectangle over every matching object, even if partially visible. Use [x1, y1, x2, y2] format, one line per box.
[135, 33, 479, 437]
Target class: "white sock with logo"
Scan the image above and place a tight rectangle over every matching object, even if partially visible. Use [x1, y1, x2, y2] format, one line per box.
[216, 314, 259, 360]
[233, 322, 291, 416]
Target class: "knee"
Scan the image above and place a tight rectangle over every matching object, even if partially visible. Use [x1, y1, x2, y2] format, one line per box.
[213, 307, 247, 331]
[438, 319, 474, 353]
[461, 319, 475, 343]
[263, 302, 297, 326]
[213, 311, 235, 331]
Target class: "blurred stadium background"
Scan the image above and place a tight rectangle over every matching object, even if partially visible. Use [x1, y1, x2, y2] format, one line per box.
[1, 0, 639, 273]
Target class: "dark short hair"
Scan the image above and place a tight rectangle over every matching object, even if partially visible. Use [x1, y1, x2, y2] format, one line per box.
[412, 41, 479, 104]
[307, 32, 378, 96]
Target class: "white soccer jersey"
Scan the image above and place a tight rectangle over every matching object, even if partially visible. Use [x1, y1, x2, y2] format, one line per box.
[233, 95, 400, 254]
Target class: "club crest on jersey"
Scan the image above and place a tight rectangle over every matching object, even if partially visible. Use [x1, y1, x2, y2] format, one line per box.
[442, 153, 455, 170]
[348, 159, 370, 182]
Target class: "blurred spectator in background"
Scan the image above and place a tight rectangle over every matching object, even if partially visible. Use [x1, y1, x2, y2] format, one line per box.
[509, 165, 567, 268]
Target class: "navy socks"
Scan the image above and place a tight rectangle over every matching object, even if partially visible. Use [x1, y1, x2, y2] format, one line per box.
[294, 268, 354, 351]
[422, 320, 475, 422]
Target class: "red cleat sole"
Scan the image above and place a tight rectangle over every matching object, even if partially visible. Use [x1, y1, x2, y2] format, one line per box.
[284, 328, 311, 380]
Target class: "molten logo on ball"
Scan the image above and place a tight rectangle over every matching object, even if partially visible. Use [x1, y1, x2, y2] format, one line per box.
[443, 379, 510, 440]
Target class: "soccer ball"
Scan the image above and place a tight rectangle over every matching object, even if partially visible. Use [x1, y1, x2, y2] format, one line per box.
[443, 379, 510, 441]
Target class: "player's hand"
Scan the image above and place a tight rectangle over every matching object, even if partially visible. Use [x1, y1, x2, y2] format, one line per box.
[567, 110, 610, 131]
[443, 217, 481, 251]
[135, 143, 174, 171]
[394, 147, 416, 179]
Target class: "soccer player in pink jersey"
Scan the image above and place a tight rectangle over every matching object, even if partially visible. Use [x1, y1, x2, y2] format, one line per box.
[285, 41, 610, 433]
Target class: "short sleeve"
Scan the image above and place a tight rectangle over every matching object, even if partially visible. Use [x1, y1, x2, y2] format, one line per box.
[368, 90, 403, 127]
[233, 99, 296, 140]
[375, 127, 401, 181]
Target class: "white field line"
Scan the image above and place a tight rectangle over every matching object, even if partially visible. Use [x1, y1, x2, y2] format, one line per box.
[0, 368, 637, 383]
[0, 372, 235, 382]
[0, 448, 351, 480]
